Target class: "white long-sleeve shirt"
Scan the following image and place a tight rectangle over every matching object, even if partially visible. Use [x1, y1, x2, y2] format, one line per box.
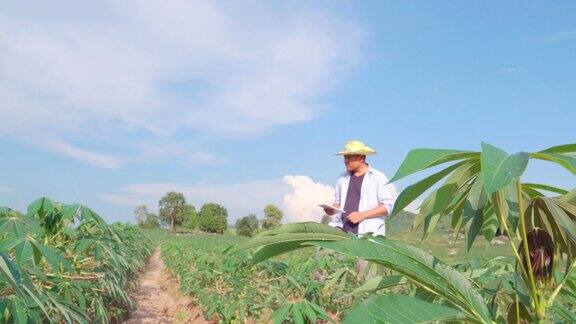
[328, 165, 396, 236]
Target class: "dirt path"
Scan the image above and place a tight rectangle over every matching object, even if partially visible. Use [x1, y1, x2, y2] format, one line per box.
[125, 250, 209, 323]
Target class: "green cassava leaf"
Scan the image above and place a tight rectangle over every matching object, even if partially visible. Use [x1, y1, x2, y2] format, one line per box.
[523, 183, 568, 195]
[542, 198, 576, 244]
[463, 176, 487, 251]
[481, 204, 499, 242]
[0, 252, 23, 291]
[272, 304, 291, 324]
[310, 237, 493, 322]
[27, 197, 54, 219]
[0, 213, 42, 237]
[390, 160, 469, 219]
[244, 222, 349, 263]
[390, 149, 478, 183]
[560, 188, 576, 204]
[343, 294, 465, 324]
[301, 302, 317, 323]
[530, 152, 576, 175]
[30, 240, 68, 271]
[351, 275, 406, 294]
[415, 161, 481, 238]
[539, 143, 576, 154]
[11, 297, 27, 324]
[292, 303, 304, 324]
[481, 142, 529, 195]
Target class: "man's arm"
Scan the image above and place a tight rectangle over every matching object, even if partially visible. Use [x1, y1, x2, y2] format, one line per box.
[348, 203, 387, 224]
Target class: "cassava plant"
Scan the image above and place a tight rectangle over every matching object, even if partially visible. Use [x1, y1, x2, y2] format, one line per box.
[0, 198, 153, 323]
[244, 142, 576, 323]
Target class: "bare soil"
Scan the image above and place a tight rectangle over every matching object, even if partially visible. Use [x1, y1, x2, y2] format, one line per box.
[125, 250, 210, 323]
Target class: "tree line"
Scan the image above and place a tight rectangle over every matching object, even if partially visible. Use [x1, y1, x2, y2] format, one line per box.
[134, 191, 286, 236]
[234, 204, 284, 237]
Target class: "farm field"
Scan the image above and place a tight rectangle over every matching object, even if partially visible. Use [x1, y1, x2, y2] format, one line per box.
[140, 220, 515, 323]
[133, 142, 576, 323]
[0, 198, 153, 323]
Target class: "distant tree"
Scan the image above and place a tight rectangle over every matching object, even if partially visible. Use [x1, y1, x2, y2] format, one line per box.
[158, 192, 187, 231]
[135, 205, 148, 225]
[142, 213, 160, 228]
[262, 204, 283, 230]
[199, 203, 228, 234]
[134, 205, 160, 228]
[235, 214, 259, 237]
[181, 204, 199, 229]
[320, 214, 332, 225]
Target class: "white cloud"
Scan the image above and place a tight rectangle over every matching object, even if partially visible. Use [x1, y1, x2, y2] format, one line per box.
[282, 175, 334, 222]
[43, 137, 122, 169]
[0, 1, 361, 168]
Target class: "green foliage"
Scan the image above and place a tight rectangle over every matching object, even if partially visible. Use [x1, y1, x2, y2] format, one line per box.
[158, 192, 187, 230]
[160, 232, 357, 323]
[245, 224, 491, 322]
[198, 203, 228, 234]
[387, 142, 576, 320]
[262, 204, 283, 230]
[134, 205, 160, 229]
[313, 237, 492, 322]
[344, 294, 465, 323]
[181, 204, 199, 230]
[147, 209, 574, 323]
[235, 214, 259, 237]
[271, 300, 330, 324]
[143, 214, 160, 228]
[481, 142, 529, 195]
[0, 197, 153, 323]
[245, 222, 349, 263]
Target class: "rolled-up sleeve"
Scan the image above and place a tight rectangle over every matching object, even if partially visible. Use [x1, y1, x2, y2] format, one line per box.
[377, 174, 396, 217]
[334, 179, 341, 204]
[329, 178, 343, 228]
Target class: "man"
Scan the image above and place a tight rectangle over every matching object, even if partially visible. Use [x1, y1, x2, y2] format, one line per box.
[324, 140, 396, 237]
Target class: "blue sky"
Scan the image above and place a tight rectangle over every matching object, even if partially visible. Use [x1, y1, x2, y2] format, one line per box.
[1, 1, 574, 224]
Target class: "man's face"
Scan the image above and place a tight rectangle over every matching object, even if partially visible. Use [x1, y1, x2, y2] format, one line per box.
[344, 154, 365, 172]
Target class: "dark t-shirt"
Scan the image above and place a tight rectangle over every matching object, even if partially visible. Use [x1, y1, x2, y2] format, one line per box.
[342, 173, 365, 234]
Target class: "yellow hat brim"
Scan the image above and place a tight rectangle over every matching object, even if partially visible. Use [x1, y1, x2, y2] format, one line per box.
[335, 150, 376, 156]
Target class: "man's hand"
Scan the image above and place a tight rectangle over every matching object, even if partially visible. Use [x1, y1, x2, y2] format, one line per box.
[347, 211, 365, 224]
[323, 207, 336, 215]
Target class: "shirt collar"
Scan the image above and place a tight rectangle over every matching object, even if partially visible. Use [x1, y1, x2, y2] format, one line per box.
[346, 163, 373, 177]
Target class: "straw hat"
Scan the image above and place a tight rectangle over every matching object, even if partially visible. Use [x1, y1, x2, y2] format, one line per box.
[335, 140, 376, 156]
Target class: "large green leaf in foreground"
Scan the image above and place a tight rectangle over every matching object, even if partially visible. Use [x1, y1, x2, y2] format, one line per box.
[243, 222, 349, 263]
[343, 294, 465, 324]
[244, 223, 492, 323]
[310, 237, 492, 323]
